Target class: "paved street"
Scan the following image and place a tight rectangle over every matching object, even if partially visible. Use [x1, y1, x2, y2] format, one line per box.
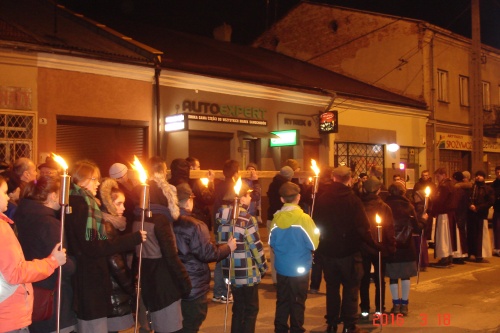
[200, 229, 500, 333]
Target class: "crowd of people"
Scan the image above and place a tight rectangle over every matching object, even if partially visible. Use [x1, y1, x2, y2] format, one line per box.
[1, 154, 499, 333]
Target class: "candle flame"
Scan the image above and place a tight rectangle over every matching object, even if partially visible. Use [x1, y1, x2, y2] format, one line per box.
[200, 178, 209, 187]
[234, 177, 242, 196]
[311, 159, 320, 176]
[131, 156, 147, 184]
[425, 186, 431, 197]
[375, 214, 381, 224]
[52, 153, 68, 170]
[309, 177, 313, 182]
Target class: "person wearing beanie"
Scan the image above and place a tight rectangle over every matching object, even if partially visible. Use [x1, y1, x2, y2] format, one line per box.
[215, 180, 268, 332]
[467, 170, 495, 263]
[269, 182, 319, 333]
[384, 182, 421, 317]
[266, 166, 295, 285]
[173, 183, 235, 332]
[359, 177, 396, 318]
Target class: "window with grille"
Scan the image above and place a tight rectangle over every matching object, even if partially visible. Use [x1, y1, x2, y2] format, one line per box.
[400, 146, 420, 172]
[0, 111, 35, 164]
[334, 142, 384, 176]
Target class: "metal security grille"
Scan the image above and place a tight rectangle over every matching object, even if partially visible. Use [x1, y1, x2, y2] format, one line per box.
[0, 111, 35, 163]
[335, 142, 384, 176]
[438, 149, 462, 176]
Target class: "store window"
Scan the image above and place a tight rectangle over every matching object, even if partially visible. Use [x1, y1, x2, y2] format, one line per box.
[0, 111, 35, 163]
[437, 70, 449, 102]
[459, 75, 469, 107]
[439, 149, 469, 177]
[334, 142, 384, 176]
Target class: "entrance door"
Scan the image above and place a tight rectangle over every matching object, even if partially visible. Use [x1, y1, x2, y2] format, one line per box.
[303, 140, 320, 170]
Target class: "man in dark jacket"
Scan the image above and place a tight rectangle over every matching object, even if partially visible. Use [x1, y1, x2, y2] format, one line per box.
[492, 166, 500, 257]
[467, 170, 495, 263]
[174, 183, 235, 332]
[313, 165, 377, 333]
[266, 165, 294, 285]
[412, 170, 436, 241]
[359, 177, 396, 317]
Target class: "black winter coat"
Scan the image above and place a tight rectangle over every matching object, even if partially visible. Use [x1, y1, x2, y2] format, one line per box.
[360, 193, 396, 257]
[134, 204, 192, 312]
[103, 217, 134, 317]
[313, 182, 378, 258]
[267, 174, 289, 221]
[384, 195, 420, 263]
[65, 194, 143, 320]
[14, 198, 77, 333]
[174, 208, 231, 300]
[470, 181, 495, 219]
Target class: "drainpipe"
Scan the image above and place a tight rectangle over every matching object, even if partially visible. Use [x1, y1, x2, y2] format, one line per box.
[154, 56, 162, 156]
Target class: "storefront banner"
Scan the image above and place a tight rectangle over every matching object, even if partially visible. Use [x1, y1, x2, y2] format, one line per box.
[186, 114, 267, 126]
[278, 113, 318, 138]
[437, 132, 500, 153]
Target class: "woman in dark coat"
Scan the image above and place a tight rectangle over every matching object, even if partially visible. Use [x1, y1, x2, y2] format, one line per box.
[65, 160, 146, 333]
[14, 175, 77, 333]
[384, 181, 422, 316]
[99, 178, 135, 332]
[133, 156, 191, 333]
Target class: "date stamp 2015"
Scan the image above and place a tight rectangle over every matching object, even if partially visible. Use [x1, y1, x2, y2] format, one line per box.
[372, 313, 451, 326]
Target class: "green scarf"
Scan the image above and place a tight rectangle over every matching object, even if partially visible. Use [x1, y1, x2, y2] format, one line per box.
[70, 183, 107, 241]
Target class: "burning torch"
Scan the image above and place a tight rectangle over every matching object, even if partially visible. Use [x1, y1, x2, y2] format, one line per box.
[224, 177, 242, 333]
[310, 159, 320, 217]
[417, 186, 431, 284]
[375, 214, 383, 320]
[52, 154, 70, 333]
[131, 156, 150, 333]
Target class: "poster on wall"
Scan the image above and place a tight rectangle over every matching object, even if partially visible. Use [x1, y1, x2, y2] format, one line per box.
[319, 110, 338, 134]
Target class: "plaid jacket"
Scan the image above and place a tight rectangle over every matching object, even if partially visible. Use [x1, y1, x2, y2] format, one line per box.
[215, 204, 267, 287]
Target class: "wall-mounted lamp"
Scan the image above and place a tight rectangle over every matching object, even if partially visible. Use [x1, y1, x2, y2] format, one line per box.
[165, 114, 186, 132]
[387, 143, 400, 152]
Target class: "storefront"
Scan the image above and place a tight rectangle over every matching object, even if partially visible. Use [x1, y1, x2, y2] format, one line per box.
[437, 132, 500, 178]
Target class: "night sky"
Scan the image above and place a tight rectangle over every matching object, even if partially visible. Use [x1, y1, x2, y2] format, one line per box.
[60, 0, 500, 49]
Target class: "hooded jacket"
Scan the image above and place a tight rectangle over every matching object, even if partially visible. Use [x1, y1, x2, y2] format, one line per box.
[174, 208, 231, 300]
[313, 182, 378, 258]
[269, 203, 319, 277]
[267, 174, 289, 220]
[0, 214, 59, 332]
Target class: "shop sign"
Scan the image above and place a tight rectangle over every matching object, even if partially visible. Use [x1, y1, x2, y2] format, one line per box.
[182, 100, 267, 120]
[437, 132, 500, 153]
[186, 114, 267, 126]
[0, 86, 32, 110]
[278, 113, 317, 138]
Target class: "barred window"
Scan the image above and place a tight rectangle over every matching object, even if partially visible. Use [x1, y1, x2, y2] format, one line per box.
[0, 111, 35, 164]
[334, 142, 384, 176]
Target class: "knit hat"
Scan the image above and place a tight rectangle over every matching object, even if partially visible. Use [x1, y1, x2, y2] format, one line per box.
[176, 183, 194, 202]
[109, 163, 128, 179]
[389, 181, 406, 196]
[279, 181, 300, 198]
[38, 156, 60, 171]
[285, 159, 300, 171]
[364, 176, 382, 193]
[475, 170, 486, 178]
[332, 165, 351, 178]
[279, 166, 294, 180]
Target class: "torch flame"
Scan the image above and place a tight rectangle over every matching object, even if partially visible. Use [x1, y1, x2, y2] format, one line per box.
[52, 153, 68, 171]
[425, 186, 431, 197]
[311, 159, 320, 176]
[200, 178, 209, 187]
[234, 177, 242, 196]
[375, 214, 381, 224]
[131, 156, 147, 184]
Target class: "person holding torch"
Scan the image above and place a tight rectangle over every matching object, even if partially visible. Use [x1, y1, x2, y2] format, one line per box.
[65, 160, 147, 333]
[215, 178, 267, 333]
